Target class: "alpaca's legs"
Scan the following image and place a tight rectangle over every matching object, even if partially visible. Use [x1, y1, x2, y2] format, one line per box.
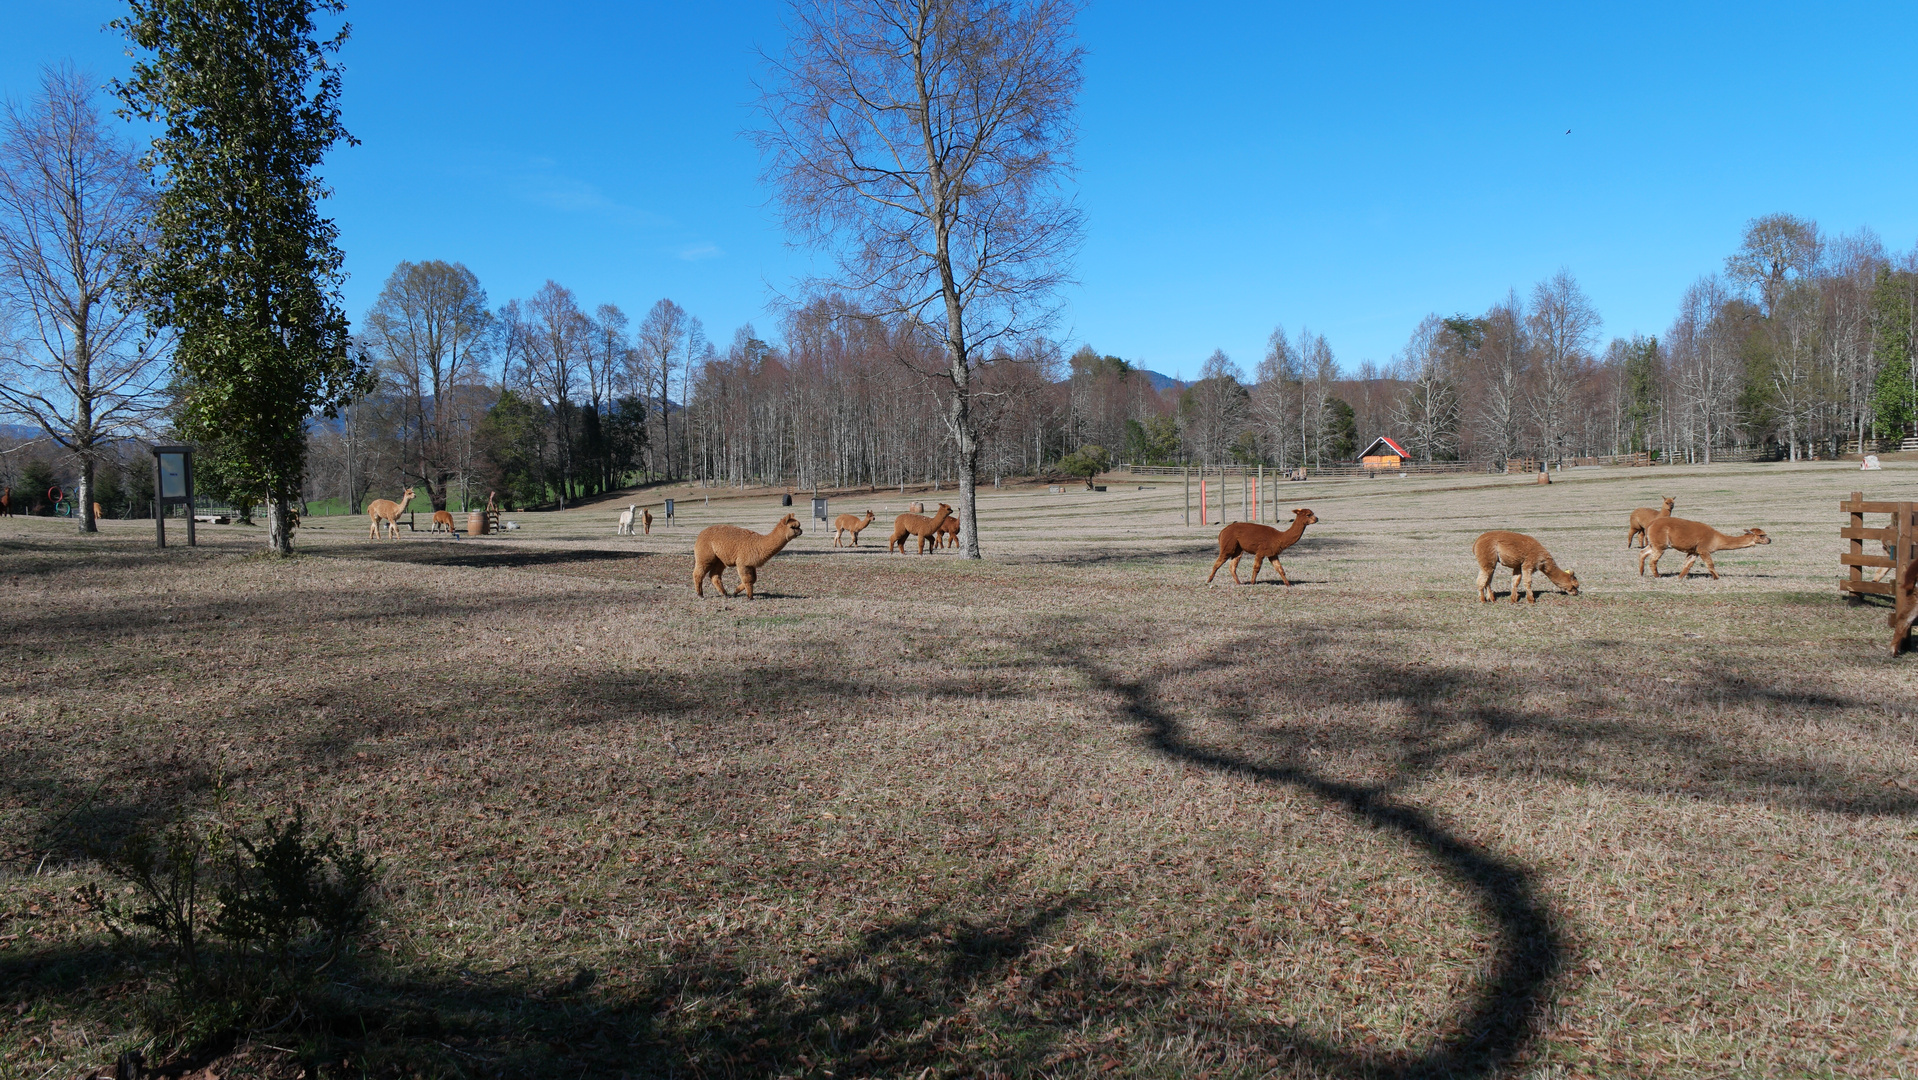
[1273, 559, 1290, 586]
[1476, 565, 1493, 602]
[1229, 554, 1245, 584]
[1513, 566, 1527, 603]
[740, 564, 757, 599]
[1678, 554, 1698, 580]
[1640, 546, 1658, 576]
[1702, 553, 1718, 579]
[1206, 549, 1232, 584]
[1248, 555, 1264, 584]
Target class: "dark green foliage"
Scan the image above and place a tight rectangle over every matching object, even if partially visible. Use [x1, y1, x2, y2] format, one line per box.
[19, 458, 59, 513]
[114, 0, 372, 554]
[606, 394, 649, 483]
[1872, 269, 1917, 437]
[81, 808, 378, 1052]
[1623, 336, 1660, 452]
[1055, 443, 1109, 488]
[479, 388, 550, 509]
[1124, 415, 1180, 465]
[1322, 397, 1357, 461]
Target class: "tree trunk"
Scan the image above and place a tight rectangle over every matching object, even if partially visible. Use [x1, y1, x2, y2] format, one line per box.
[267, 491, 294, 556]
[77, 457, 97, 534]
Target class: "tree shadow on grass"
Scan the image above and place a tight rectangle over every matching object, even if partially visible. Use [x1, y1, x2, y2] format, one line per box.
[315, 546, 648, 571]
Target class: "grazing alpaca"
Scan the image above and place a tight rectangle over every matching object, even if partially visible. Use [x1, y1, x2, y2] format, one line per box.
[642, 507, 653, 535]
[694, 513, 805, 599]
[1892, 558, 1918, 655]
[1627, 496, 1676, 548]
[1206, 509, 1320, 585]
[832, 510, 876, 547]
[430, 509, 458, 534]
[932, 514, 960, 549]
[367, 487, 415, 539]
[1473, 531, 1580, 603]
[889, 503, 952, 554]
[1638, 518, 1770, 579]
[617, 504, 637, 535]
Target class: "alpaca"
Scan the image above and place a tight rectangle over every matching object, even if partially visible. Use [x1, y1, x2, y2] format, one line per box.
[431, 509, 458, 534]
[642, 507, 653, 535]
[617, 504, 637, 535]
[367, 487, 415, 539]
[694, 513, 805, 599]
[1638, 517, 1770, 579]
[0, 486, 9, 516]
[93, 501, 104, 521]
[1206, 509, 1319, 585]
[1627, 496, 1676, 548]
[1473, 531, 1580, 603]
[932, 514, 960, 549]
[1892, 557, 1918, 655]
[889, 503, 952, 554]
[832, 509, 876, 547]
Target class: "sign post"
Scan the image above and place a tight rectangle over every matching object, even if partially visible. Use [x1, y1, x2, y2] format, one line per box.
[151, 444, 197, 548]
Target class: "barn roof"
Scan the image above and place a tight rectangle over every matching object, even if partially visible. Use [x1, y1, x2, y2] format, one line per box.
[1359, 436, 1408, 459]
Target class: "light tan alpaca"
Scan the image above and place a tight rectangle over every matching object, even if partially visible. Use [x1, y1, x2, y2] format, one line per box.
[832, 510, 876, 547]
[1206, 509, 1319, 585]
[1638, 517, 1770, 579]
[617, 504, 637, 535]
[889, 503, 952, 554]
[430, 509, 457, 534]
[367, 487, 415, 540]
[1474, 531, 1580, 603]
[642, 507, 653, 535]
[1626, 496, 1675, 548]
[693, 513, 805, 599]
[932, 514, 960, 549]
[1891, 558, 1918, 655]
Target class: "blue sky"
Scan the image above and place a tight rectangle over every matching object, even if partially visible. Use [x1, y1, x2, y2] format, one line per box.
[5, 2, 1915, 380]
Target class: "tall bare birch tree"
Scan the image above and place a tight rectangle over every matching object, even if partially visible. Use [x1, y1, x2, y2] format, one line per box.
[755, 0, 1084, 558]
[0, 66, 164, 532]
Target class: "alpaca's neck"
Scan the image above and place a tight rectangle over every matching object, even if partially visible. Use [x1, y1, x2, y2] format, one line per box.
[1717, 531, 1759, 550]
[761, 528, 796, 557]
[1279, 517, 1308, 542]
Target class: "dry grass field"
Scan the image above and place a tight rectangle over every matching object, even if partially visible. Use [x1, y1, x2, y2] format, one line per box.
[3, 461, 1916, 1079]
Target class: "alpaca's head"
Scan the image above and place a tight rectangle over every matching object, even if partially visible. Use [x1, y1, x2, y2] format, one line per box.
[936, 503, 953, 514]
[1660, 496, 1675, 511]
[1546, 565, 1580, 595]
[776, 513, 803, 540]
[401, 487, 416, 505]
[1292, 508, 1319, 527]
[1745, 528, 1771, 545]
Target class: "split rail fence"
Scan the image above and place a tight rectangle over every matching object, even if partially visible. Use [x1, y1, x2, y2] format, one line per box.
[1839, 492, 1916, 652]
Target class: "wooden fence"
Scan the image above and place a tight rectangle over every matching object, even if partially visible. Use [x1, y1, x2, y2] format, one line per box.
[1839, 492, 1916, 652]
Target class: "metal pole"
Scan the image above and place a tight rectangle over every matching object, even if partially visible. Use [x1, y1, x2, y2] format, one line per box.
[153, 454, 165, 549]
[184, 453, 196, 547]
[1184, 464, 1189, 526]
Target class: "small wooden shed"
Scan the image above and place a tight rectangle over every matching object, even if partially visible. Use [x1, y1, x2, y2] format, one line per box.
[1359, 436, 1408, 470]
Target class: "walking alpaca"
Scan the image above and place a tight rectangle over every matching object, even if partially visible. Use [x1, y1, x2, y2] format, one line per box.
[1626, 496, 1675, 548]
[694, 513, 805, 599]
[1638, 518, 1770, 579]
[1473, 531, 1580, 603]
[642, 507, 653, 535]
[1892, 558, 1918, 655]
[1206, 509, 1320, 585]
[832, 509, 876, 547]
[889, 503, 952, 554]
[617, 504, 637, 535]
[431, 509, 458, 535]
[367, 487, 415, 540]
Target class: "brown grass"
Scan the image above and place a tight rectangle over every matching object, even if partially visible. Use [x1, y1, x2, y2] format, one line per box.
[3, 463, 1916, 1078]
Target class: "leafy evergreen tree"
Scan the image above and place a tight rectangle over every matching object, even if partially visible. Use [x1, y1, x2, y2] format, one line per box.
[1871, 268, 1917, 438]
[115, 0, 370, 554]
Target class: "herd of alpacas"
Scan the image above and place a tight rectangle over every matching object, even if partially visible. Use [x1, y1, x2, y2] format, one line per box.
[357, 483, 1912, 651]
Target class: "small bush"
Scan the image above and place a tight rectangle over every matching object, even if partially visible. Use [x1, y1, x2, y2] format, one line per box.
[81, 807, 379, 1050]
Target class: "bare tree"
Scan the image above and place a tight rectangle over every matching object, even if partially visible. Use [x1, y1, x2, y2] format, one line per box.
[0, 66, 164, 532]
[755, 0, 1084, 558]
[636, 298, 687, 481]
[519, 281, 588, 506]
[1254, 326, 1303, 469]
[1392, 315, 1460, 463]
[1726, 213, 1822, 318]
[360, 260, 491, 510]
[1527, 270, 1600, 465]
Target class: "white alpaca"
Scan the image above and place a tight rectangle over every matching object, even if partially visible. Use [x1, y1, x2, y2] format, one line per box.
[617, 504, 637, 535]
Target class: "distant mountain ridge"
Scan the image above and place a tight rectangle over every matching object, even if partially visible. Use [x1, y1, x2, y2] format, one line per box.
[1140, 369, 1187, 392]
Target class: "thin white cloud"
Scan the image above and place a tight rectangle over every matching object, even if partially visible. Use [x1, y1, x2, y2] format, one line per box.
[678, 242, 724, 262]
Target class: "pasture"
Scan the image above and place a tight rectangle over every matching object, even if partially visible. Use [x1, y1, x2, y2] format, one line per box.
[3, 462, 1916, 1078]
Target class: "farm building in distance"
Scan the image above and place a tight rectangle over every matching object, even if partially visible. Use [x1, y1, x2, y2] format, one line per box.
[1359, 436, 1408, 470]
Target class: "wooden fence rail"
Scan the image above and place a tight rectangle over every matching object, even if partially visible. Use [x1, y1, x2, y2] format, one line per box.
[1840, 492, 1916, 653]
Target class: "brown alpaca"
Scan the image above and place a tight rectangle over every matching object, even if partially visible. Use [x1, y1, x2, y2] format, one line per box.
[367, 487, 415, 539]
[889, 503, 952, 554]
[832, 510, 876, 547]
[431, 509, 457, 534]
[1473, 531, 1580, 603]
[642, 507, 653, 535]
[694, 513, 804, 599]
[1638, 518, 1770, 579]
[1206, 509, 1319, 585]
[1891, 558, 1918, 655]
[1627, 496, 1675, 548]
[932, 514, 960, 549]
[0, 486, 10, 516]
